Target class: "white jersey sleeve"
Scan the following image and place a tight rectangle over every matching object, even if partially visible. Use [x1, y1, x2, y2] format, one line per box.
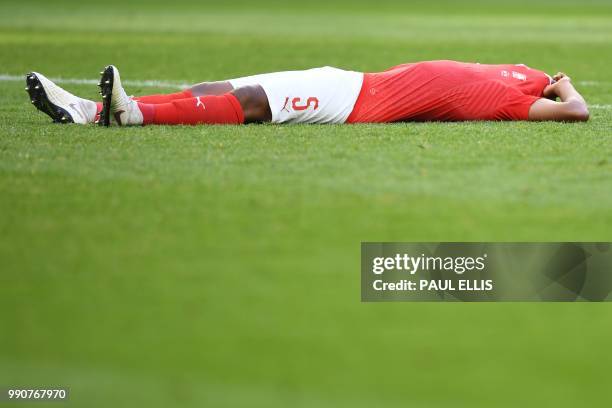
[229, 67, 364, 124]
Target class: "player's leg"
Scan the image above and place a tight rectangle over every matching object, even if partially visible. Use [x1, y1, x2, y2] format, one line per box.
[144, 67, 362, 124]
[137, 86, 271, 125]
[190, 81, 235, 96]
[132, 90, 194, 104]
[230, 86, 272, 123]
[132, 70, 304, 104]
[131, 82, 232, 104]
[99, 65, 270, 126]
[128, 70, 312, 105]
[25, 72, 101, 124]
[120, 72, 252, 104]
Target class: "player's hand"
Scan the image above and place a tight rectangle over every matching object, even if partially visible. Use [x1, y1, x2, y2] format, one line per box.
[543, 83, 558, 99]
[543, 75, 572, 99]
[552, 72, 571, 82]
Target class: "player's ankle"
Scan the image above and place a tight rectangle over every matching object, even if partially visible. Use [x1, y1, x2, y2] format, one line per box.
[137, 102, 155, 125]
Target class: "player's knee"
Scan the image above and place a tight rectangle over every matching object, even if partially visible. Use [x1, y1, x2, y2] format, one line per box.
[231, 85, 272, 123]
[189, 81, 234, 96]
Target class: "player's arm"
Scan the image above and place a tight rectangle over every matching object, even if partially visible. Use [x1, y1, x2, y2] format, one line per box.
[528, 75, 589, 122]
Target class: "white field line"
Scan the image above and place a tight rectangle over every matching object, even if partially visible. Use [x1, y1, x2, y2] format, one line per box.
[577, 81, 610, 87]
[0, 74, 189, 89]
[1, 74, 611, 110]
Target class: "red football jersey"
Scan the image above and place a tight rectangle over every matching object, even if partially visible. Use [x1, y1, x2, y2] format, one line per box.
[346, 60, 551, 123]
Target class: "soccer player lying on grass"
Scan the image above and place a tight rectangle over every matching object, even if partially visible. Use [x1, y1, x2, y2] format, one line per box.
[25, 60, 589, 126]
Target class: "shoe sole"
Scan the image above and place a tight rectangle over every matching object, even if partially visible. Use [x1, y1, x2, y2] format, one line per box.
[25, 73, 74, 124]
[98, 66, 114, 127]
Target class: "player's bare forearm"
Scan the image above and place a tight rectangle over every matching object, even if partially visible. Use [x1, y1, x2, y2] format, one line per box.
[531, 76, 589, 122]
[545, 77, 586, 104]
[554, 78, 589, 120]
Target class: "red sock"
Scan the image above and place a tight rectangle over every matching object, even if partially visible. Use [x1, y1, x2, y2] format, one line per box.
[133, 90, 193, 104]
[94, 102, 103, 123]
[137, 94, 244, 125]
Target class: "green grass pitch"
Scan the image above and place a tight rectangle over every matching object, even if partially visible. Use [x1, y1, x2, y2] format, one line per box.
[1, 0, 611, 406]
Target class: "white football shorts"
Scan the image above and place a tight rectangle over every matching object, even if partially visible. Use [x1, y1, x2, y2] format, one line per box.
[228, 66, 364, 124]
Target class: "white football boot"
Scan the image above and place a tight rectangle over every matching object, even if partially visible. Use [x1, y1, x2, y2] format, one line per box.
[25, 72, 97, 124]
[98, 65, 143, 126]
